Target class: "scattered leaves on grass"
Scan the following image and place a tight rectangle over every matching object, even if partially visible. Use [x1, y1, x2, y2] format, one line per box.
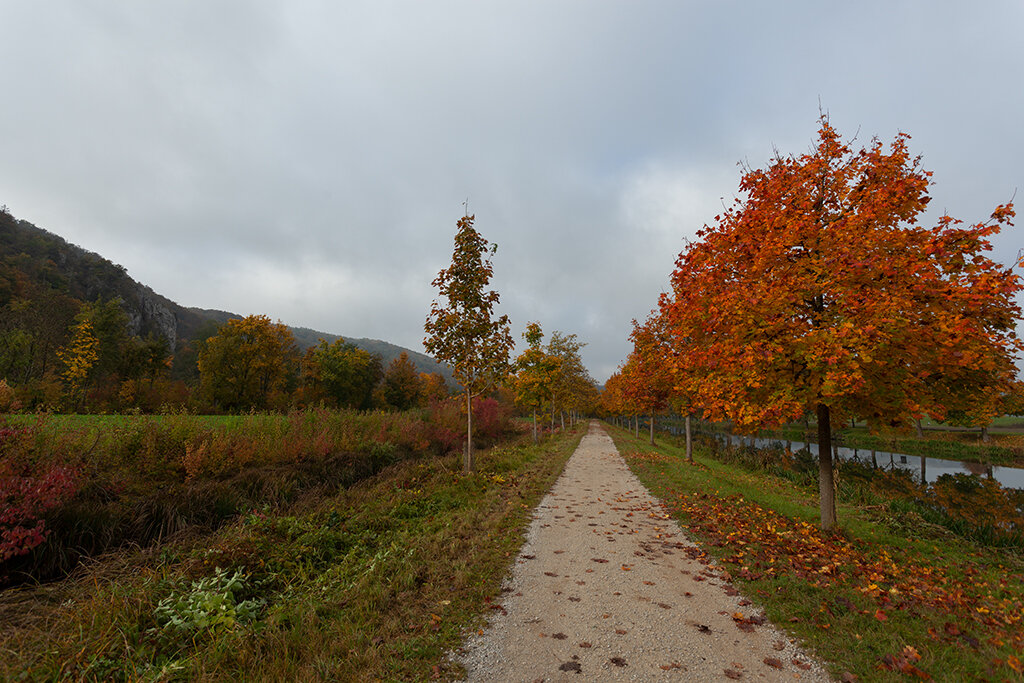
[880, 645, 930, 679]
[660, 487, 1024, 675]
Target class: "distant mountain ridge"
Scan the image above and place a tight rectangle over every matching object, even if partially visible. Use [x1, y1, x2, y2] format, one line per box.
[0, 209, 453, 384]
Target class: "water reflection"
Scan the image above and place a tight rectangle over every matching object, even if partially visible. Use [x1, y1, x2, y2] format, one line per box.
[715, 434, 1023, 489]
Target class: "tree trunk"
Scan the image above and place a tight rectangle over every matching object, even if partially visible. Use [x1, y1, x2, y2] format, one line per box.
[465, 391, 474, 473]
[803, 415, 811, 452]
[920, 454, 926, 485]
[532, 409, 538, 444]
[560, 411, 565, 431]
[816, 403, 837, 530]
[915, 418, 924, 439]
[981, 425, 991, 443]
[685, 413, 693, 462]
[649, 413, 655, 445]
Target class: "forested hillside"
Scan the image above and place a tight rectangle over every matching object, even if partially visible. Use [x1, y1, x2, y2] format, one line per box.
[0, 206, 453, 411]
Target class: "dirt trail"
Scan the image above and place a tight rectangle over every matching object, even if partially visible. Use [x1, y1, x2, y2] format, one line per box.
[456, 422, 832, 681]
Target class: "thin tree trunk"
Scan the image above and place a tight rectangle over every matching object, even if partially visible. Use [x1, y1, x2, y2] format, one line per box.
[685, 413, 693, 462]
[915, 418, 924, 439]
[465, 391, 474, 473]
[920, 455, 926, 485]
[981, 425, 991, 443]
[817, 403, 837, 530]
[649, 412, 655, 445]
[560, 411, 565, 430]
[532, 409, 538, 444]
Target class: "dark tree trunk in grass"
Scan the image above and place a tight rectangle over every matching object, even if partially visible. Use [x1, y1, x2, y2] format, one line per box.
[466, 391, 474, 472]
[649, 412, 655, 445]
[817, 403, 837, 530]
[685, 413, 693, 462]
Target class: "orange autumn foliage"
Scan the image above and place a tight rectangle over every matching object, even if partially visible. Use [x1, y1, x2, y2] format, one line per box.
[658, 117, 1022, 528]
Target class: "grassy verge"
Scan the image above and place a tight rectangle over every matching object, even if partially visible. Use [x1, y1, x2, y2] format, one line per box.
[608, 424, 1024, 682]
[0, 427, 582, 681]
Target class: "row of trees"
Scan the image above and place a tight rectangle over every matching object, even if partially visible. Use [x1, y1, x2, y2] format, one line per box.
[604, 116, 1023, 530]
[195, 316, 450, 413]
[0, 304, 450, 415]
[424, 213, 599, 472]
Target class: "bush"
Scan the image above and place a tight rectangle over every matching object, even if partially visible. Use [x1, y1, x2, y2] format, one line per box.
[0, 421, 81, 565]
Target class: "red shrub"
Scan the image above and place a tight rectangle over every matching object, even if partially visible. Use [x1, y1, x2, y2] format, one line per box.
[0, 424, 81, 562]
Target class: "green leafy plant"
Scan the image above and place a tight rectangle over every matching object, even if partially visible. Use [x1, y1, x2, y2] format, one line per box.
[151, 567, 265, 643]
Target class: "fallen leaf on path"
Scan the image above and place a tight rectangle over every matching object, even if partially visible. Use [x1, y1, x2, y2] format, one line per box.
[724, 669, 743, 679]
[609, 657, 627, 667]
[558, 661, 582, 673]
[660, 662, 683, 670]
[763, 657, 784, 669]
[552, 633, 567, 640]
[773, 641, 785, 651]
[579, 642, 592, 648]
[544, 572, 558, 577]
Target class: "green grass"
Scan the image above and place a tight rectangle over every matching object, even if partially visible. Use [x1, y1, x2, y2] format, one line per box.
[608, 424, 1024, 682]
[0, 426, 582, 681]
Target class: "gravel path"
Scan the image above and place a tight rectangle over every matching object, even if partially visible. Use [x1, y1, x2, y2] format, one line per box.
[455, 422, 832, 682]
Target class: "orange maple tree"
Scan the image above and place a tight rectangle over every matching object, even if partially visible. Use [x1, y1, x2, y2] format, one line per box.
[626, 316, 675, 445]
[659, 117, 1022, 529]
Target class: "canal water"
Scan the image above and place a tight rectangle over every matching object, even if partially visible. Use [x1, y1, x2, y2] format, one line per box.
[718, 433, 1024, 490]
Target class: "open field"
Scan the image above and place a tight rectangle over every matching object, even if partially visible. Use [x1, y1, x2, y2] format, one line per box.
[610, 424, 1024, 681]
[0, 417, 583, 680]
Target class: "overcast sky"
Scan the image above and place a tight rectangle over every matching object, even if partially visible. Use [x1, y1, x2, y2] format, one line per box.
[2, 1, 1022, 382]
